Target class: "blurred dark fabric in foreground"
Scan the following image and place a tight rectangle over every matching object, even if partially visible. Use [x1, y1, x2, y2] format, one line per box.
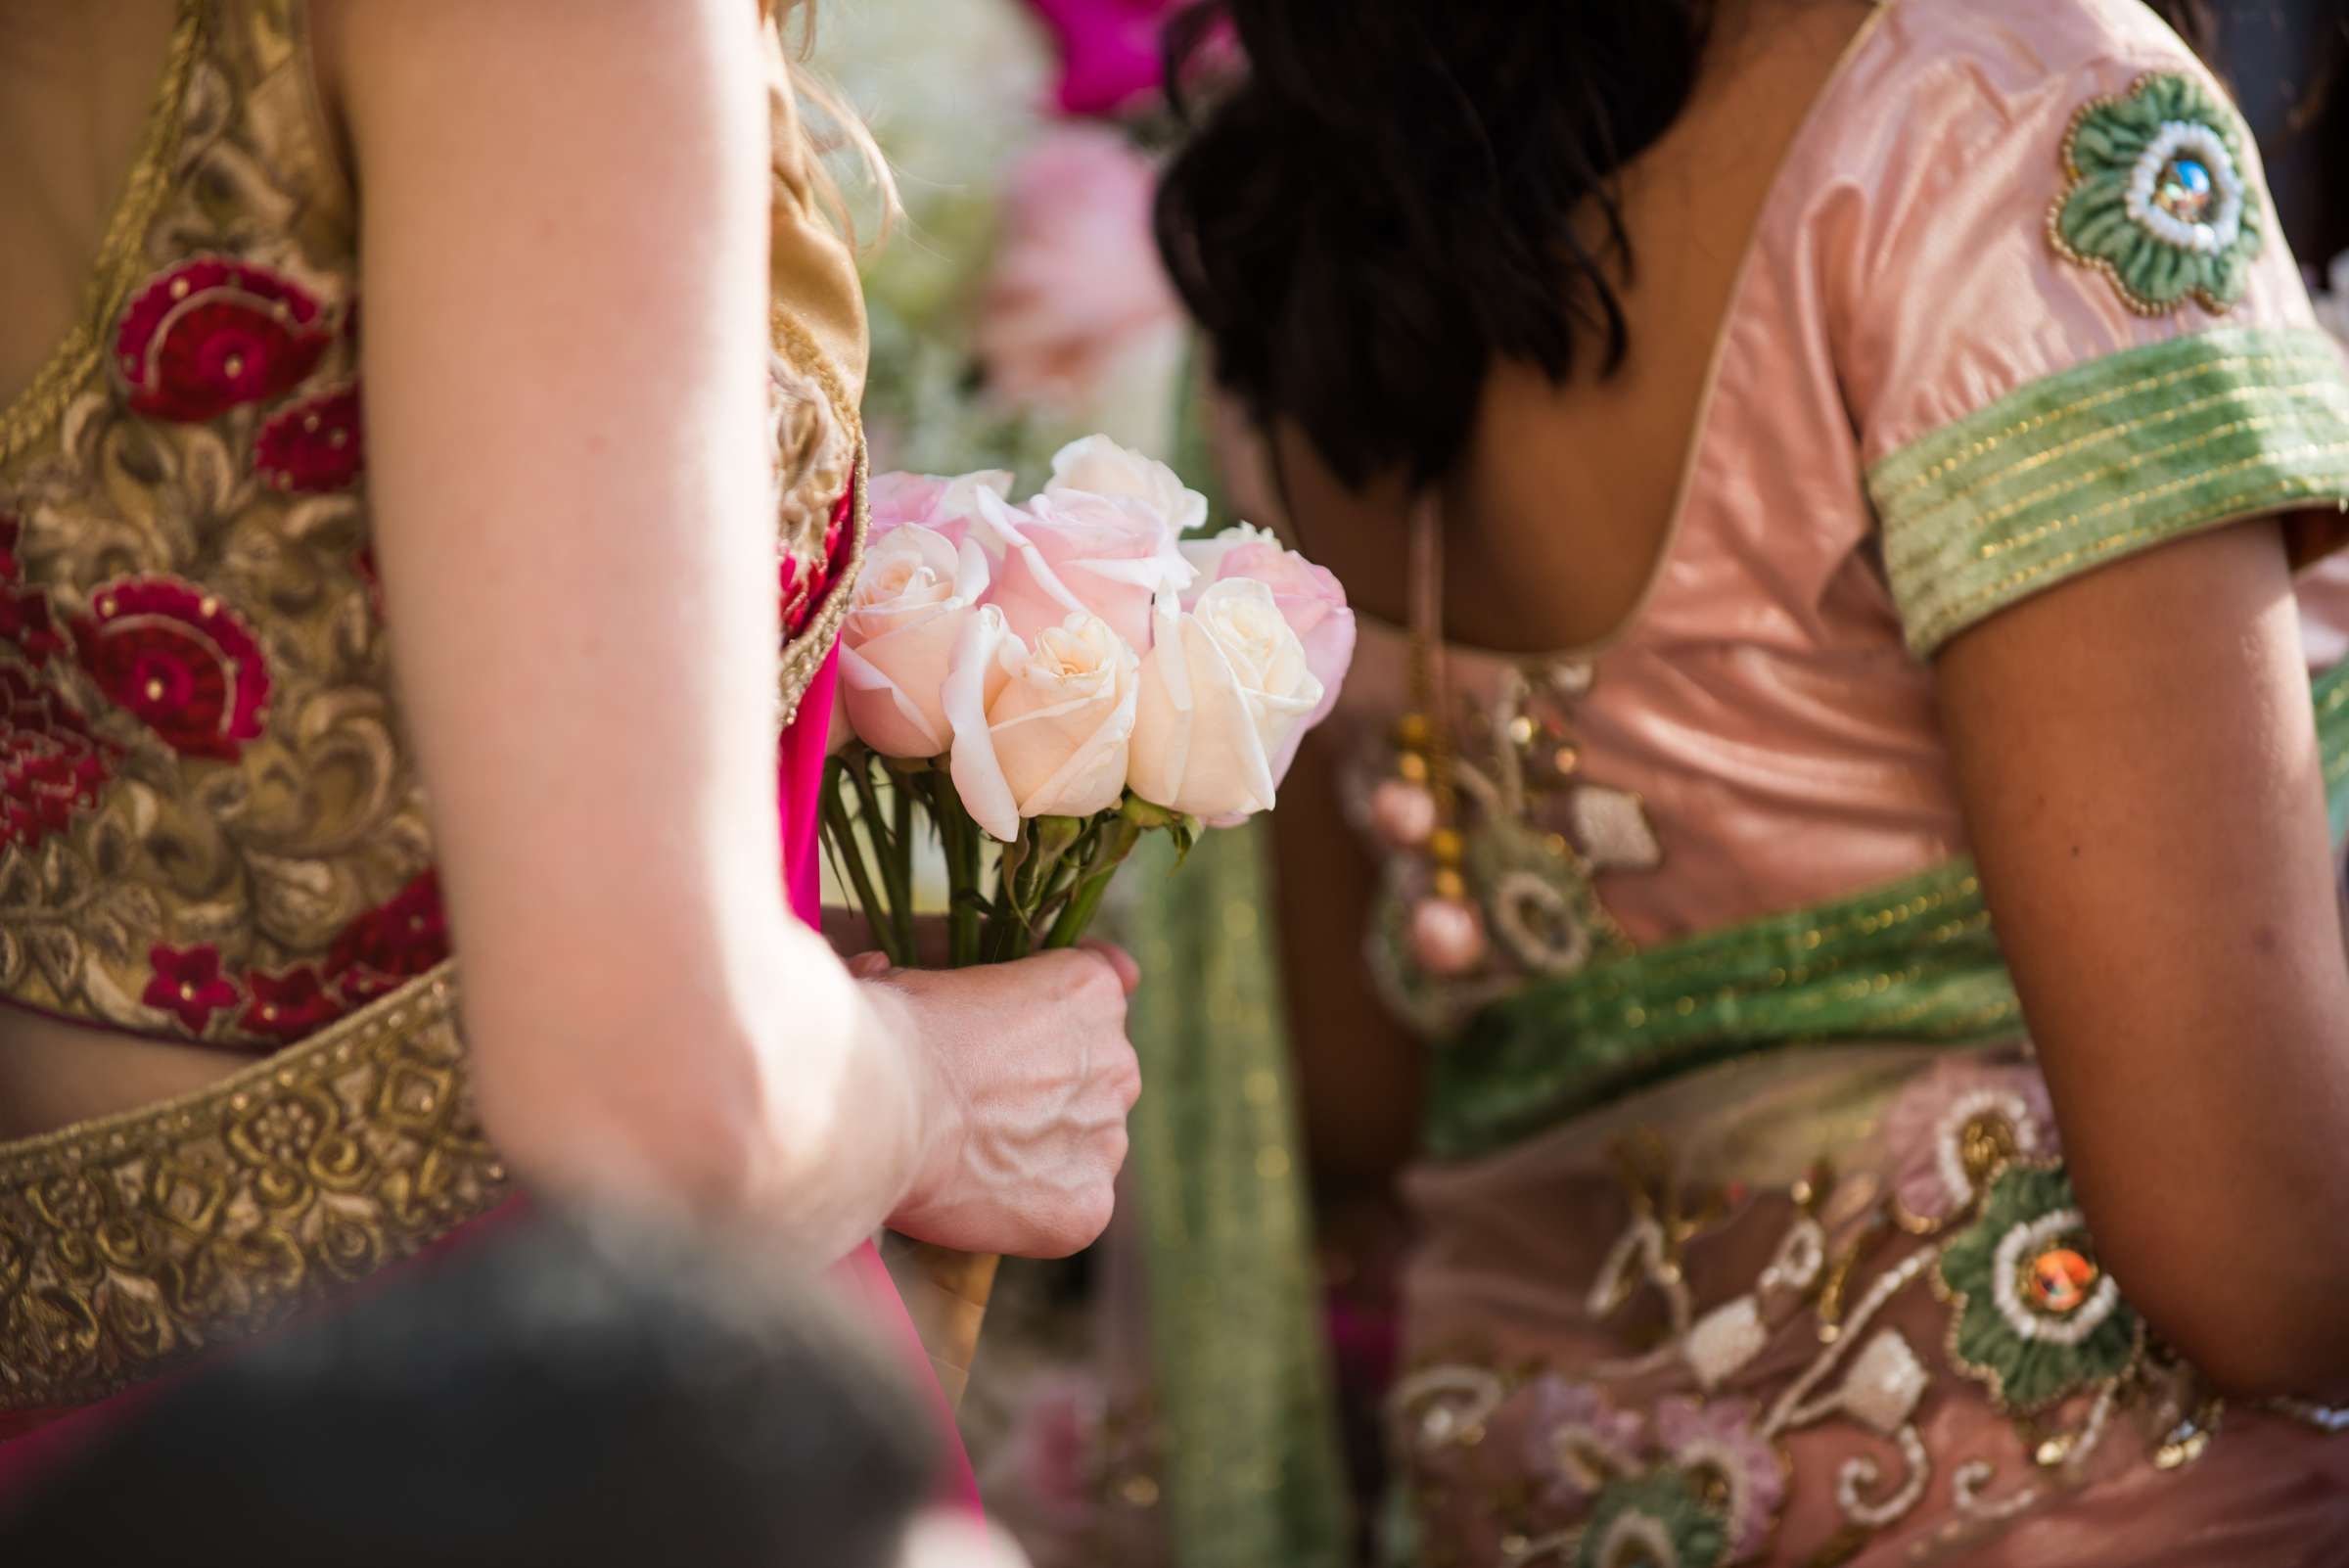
[0, 1216, 936, 1568]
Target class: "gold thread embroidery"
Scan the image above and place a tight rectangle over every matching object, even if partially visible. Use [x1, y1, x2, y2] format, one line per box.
[770, 302, 868, 730]
[1909, 455, 2349, 651]
[1873, 341, 2340, 508]
[1887, 400, 2349, 571]
[1881, 375, 2349, 567]
[0, 965, 508, 1411]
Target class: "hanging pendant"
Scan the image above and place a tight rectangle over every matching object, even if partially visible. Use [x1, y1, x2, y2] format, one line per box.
[1371, 778, 1438, 849]
[1409, 839, 1487, 976]
[1409, 893, 1488, 976]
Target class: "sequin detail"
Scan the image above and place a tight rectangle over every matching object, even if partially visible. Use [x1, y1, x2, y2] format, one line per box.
[2050, 72, 2264, 316]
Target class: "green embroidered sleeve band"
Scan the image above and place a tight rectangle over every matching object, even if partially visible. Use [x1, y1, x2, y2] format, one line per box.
[1870, 327, 2349, 657]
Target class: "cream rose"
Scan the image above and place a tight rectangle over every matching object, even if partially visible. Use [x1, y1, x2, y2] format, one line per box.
[946, 609, 1140, 843]
[972, 485, 1192, 653]
[839, 525, 991, 759]
[1044, 435, 1208, 539]
[1181, 525, 1357, 787]
[1128, 577, 1324, 821]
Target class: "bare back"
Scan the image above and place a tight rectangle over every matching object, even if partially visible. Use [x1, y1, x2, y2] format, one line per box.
[1265, 0, 1879, 656]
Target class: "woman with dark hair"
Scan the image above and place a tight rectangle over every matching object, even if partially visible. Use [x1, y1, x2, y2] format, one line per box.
[1161, 0, 2349, 1561]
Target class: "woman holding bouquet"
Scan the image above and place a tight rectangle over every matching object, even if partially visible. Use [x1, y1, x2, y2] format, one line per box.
[0, 0, 1140, 1496]
[1162, 0, 2349, 1560]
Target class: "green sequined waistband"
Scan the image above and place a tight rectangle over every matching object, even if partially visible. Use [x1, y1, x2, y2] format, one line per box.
[1425, 661, 2349, 1162]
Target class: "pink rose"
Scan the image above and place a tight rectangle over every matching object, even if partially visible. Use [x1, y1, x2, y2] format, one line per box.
[867, 470, 1015, 551]
[1181, 525, 1355, 786]
[977, 127, 1185, 417]
[972, 486, 1191, 654]
[945, 609, 1139, 843]
[839, 525, 993, 759]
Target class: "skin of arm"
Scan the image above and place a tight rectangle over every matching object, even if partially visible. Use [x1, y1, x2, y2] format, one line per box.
[326, 0, 931, 1260]
[1940, 518, 2349, 1397]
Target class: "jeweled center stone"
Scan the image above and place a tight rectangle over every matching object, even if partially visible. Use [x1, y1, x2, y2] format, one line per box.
[2155, 157, 2215, 223]
[2026, 1246, 2098, 1314]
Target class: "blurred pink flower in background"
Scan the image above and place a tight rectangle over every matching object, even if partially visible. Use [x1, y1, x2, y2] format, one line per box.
[1023, 0, 1191, 117]
[976, 124, 1185, 421]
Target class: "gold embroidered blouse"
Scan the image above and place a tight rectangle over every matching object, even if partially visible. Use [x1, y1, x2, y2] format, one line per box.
[0, 0, 869, 1053]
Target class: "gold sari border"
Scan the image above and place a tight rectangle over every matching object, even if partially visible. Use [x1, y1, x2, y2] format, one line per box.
[0, 962, 509, 1412]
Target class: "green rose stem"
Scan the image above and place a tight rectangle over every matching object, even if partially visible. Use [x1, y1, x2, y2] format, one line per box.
[1043, 813, 1146, 950]
[821, 757, 906, 969]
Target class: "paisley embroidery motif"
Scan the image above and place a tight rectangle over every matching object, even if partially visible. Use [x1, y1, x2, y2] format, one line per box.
[2050, 71, 2265, 316]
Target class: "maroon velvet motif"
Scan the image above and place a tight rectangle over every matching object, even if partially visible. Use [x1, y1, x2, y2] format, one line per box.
[0, 669, 120, 853]
[144, 944, 240, 1035]
[239, 965, 342, 1043]
[325, 871, 450, 1006]
[255, 385, 364, 493]
[115, 258, 334, 423]
[73, 579, 272, 761]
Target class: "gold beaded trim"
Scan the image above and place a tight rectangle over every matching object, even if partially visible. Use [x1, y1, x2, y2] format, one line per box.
[0, 964, 509, 1412]
[770, 301, 869, 730]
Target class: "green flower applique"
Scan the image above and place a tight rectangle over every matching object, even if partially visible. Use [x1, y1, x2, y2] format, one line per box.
[2050, 71, 2264, 316]
[1935, 1161, 2143, 1415]
[1576, 1470, 1728, 1568]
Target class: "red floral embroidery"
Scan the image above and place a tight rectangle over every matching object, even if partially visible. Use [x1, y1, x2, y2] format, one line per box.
[326, 871, 449, 1004]
[145, 944, 240, 1035]
[115, 258, 332, 423]
[0, 669, 118, 852]
[781, 483, 858, 639]
[0, 586, 65, 668]
[74, 579, 271, 760]
[255, 384, 363, 493]
[240, 965, 341, 1043]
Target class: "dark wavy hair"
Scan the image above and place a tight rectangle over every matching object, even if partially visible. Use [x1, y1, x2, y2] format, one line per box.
[1155, 0, 2233, 492]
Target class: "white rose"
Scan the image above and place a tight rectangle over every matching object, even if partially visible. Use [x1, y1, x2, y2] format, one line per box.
[946, 610, 1140, 843]
[1044, 435, 1209, 539]
[839, 526, 990, 759]
[1128, 577, 1325, 821]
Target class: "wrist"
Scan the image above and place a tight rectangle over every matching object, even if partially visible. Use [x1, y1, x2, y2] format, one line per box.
[862, 975, 966, 1234]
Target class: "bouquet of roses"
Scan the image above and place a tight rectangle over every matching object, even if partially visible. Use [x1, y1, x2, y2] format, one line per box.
[826, 437, 1355, 1392]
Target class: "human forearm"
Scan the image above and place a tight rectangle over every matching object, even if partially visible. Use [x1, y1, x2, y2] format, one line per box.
[464, 918, 936, 1262]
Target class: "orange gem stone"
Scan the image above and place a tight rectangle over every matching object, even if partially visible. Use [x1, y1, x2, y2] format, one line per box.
[2028, 1247, 2097, 1314]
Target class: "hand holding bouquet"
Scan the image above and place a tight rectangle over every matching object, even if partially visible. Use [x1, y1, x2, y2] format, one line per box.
[825, 438, 1355, 1397]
